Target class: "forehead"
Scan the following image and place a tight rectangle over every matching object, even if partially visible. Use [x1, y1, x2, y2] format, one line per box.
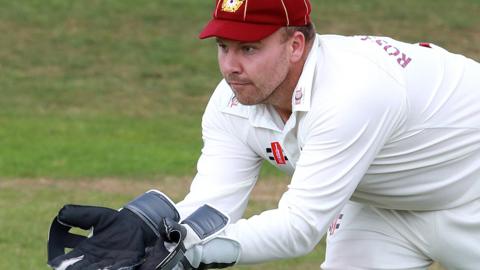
[215, 28, 285, 45]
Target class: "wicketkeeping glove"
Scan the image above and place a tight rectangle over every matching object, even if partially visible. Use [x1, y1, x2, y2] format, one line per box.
[47, 190, 180, 270]
[139, 204, 241, 270]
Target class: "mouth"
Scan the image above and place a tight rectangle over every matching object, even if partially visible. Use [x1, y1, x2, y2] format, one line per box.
[228, 81, 252, 89]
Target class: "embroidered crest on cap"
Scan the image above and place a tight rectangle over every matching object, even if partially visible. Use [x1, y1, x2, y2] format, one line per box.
[221, 0, 244, 12]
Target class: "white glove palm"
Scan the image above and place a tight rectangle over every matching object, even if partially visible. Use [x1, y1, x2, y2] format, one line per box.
[173, 236, 241, 270]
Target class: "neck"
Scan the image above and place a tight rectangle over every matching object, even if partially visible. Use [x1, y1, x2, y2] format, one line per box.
[272, 40, 313, 123]
[274, 106, 293, 123]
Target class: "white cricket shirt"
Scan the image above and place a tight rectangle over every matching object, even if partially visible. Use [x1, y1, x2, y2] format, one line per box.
[176, 34, 480, 263]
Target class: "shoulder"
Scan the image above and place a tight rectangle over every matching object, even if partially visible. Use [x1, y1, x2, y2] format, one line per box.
[315, 34, 408, 87]
[312, 35, 408, 103]
[300, 35, 408, 137]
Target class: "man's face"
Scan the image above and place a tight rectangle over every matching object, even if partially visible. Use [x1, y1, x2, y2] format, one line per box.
[216, 29, 291, 105]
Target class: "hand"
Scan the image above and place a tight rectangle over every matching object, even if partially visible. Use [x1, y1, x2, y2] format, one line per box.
[139, 205, 241, 270]
[48, 205, 154, 270]
[47, 190, 179, 270]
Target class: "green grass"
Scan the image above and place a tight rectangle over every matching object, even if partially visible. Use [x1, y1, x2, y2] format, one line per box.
[0, 114, 203, 178]
[1, 0, 479, 179]
[1, 0, 478, 269]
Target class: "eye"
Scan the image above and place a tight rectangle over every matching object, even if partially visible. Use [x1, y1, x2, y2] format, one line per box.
[217, 43, 228, 53]
[242, 45, 256, 54]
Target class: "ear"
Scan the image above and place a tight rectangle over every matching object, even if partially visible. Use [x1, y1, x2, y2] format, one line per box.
[289, 31, 306, 63]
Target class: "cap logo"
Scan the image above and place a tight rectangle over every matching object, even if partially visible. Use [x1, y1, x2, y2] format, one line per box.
[221, 0, 244, 12]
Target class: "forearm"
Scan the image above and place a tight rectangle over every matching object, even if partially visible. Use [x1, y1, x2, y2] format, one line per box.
[176, 174, 259, 221]
[224, 206, 325, 264]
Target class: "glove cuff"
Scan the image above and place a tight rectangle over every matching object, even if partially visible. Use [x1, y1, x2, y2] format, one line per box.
[182, 204, 230, 249]
[180, 206, 239, 269]
[124, 190, 180, 237]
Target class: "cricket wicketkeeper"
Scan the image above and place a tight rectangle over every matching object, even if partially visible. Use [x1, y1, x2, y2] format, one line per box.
[48, 0, 480, 269]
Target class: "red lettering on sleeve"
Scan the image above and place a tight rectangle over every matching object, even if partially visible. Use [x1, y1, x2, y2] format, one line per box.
[358, 36, 413, 69]
[384, 45, 400, 56]
[397, 53, 412, 68]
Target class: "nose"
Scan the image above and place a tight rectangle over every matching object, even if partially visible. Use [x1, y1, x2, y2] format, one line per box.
[219, 50, 242, 76]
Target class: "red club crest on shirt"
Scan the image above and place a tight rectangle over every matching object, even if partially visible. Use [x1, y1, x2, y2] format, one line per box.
[270, 142, 286, 165]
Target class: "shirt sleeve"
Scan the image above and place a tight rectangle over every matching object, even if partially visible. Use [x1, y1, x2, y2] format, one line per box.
[224, 65, 406, 263]
[176, 85, 263, 222]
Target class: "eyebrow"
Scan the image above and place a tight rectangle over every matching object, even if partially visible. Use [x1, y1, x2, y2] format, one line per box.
[215, 38, 262, 46]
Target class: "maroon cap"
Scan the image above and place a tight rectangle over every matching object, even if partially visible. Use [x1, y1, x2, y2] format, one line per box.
[199, 0, 312, 42]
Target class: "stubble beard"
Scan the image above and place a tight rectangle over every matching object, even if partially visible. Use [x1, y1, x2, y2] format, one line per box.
[233, 59, 291, 106]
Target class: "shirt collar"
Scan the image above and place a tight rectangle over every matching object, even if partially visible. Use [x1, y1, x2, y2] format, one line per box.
[291, 34, 319, 112]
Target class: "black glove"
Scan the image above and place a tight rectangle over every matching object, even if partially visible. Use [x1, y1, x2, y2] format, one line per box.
[139, 205, 240, 270]
[47, 190, 179, 270]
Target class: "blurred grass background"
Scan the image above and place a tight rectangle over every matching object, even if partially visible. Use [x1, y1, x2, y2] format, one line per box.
[0, 0, 479, 269]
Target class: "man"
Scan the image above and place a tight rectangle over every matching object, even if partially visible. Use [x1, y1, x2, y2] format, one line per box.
[48, 0, 480, 269]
